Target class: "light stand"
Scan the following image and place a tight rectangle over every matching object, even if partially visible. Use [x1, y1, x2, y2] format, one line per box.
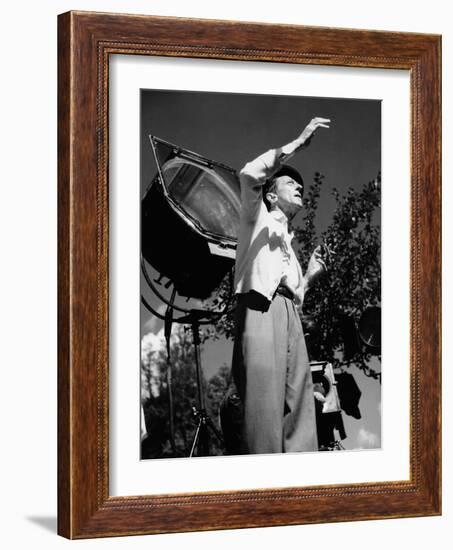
[177, 311, 225, 457]
[141, 256, 233, 457]
[141, 136, 240, 458]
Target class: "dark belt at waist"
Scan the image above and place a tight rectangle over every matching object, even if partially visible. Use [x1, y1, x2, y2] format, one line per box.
[275, 284, 295, 301]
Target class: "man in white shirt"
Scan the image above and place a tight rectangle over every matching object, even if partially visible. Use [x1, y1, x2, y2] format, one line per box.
[232, 117, 330, 454]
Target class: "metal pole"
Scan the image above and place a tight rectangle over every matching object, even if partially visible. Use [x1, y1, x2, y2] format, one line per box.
[191, 319, 206, 412]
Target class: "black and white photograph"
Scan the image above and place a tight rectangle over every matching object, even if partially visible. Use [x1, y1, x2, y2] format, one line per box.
[2, 0, 447, 546]
[140, 89, 381, 459]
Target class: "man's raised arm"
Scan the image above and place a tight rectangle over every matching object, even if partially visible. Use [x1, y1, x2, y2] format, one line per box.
[239, 117, 331, 221]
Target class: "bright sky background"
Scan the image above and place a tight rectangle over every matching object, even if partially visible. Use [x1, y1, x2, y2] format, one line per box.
[140, 89, 381, 451]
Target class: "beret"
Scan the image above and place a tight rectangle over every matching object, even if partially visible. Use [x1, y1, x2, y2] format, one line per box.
[263, 165, 304, 197]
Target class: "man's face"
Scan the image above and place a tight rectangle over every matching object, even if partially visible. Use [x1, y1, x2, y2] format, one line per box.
[274, 176, 304, 215]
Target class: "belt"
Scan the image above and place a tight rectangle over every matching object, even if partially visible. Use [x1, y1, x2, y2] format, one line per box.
[275, 284, 295, 301]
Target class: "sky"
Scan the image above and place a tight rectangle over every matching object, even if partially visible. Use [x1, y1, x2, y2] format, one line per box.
[141, 89, 381, 232]
[140, 89, 381, 452]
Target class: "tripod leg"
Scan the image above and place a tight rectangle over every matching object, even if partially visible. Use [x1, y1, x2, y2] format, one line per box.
[189, 416, 213, 457]
[198, 419, 210, 456]
[189, 420, 202, 457]
[205, 415, 224, 443]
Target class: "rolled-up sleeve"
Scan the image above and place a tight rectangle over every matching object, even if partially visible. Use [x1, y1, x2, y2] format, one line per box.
[239, 148, 283, 221]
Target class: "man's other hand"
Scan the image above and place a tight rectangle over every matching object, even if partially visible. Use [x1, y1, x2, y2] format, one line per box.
[305, 245, 328, 289]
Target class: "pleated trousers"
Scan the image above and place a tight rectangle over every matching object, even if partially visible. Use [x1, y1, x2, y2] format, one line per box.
[232, 291, 318, 454]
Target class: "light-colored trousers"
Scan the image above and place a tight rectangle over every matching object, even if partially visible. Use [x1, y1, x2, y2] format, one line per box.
[232, 292, 318, 454]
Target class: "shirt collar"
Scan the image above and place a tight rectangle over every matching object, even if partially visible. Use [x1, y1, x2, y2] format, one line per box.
[269, 209, 294, 241]
[269, 208, 288, 225]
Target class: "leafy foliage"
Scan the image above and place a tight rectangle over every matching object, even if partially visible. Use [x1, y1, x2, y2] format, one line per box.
[296, 172, 381, 378]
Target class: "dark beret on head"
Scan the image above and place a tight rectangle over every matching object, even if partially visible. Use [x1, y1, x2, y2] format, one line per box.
[263, 165, 304, 197]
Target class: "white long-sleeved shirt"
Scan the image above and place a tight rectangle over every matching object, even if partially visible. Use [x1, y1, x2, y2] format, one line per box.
[234, 148, 304, 303]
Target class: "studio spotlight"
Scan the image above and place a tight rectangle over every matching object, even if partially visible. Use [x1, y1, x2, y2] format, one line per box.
[142, 137, 241, 299]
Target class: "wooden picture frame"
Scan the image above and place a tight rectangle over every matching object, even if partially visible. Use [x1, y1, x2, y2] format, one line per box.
[58, 11, 441, 539]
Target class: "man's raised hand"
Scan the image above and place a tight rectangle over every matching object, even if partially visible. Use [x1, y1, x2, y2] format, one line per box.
[299, 117, 331, 147]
